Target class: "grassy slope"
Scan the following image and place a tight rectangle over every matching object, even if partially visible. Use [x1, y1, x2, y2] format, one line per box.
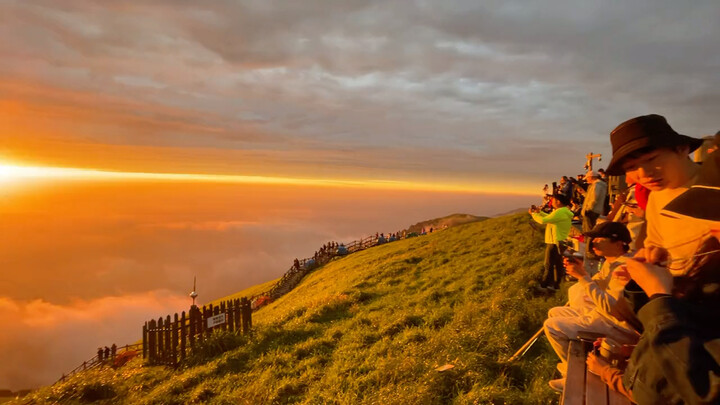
[406, 213, 487, 234]
[209, 277, 280, 304]
[26, 213, 565, 405]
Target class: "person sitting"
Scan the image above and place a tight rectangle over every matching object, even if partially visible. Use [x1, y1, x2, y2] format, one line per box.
[530, 193, 574, 291]
[586, 149, 720, 404]
[377, 233, 387, 245]
[605, 114, 707, 276]
[544, 221, 641, 392]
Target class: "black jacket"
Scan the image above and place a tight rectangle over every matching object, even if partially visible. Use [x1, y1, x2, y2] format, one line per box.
[623, 296, 720, 404]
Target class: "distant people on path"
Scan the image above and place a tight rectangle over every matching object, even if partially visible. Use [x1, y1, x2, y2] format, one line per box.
[530, 193, 574, 291]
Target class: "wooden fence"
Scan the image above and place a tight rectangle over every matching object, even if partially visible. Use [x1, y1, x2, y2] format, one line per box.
[57, 343, 143, 383]
[249, 233, 402, 309]
[143, 297, 252, 367]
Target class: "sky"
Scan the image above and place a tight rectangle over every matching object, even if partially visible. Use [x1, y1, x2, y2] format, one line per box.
[1, 0, 719, 391]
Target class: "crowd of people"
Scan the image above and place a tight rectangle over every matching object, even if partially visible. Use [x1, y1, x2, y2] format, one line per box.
[529, 114, 720, 404]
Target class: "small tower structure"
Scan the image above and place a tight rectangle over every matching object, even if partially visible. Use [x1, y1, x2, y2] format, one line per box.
[190, 276, 198, 308]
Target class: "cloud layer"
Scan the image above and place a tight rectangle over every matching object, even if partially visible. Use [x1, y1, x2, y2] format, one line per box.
[2, 0, 718, 184]
[0, 291, 188, 391]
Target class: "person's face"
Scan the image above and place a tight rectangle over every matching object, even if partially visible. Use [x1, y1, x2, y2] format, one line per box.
[590, 237, 622, 256]
[621, 147, 690, 191]
[551, 198, 561, 209]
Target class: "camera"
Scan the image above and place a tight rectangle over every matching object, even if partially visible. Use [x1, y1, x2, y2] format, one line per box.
[562, 247, 584, 263]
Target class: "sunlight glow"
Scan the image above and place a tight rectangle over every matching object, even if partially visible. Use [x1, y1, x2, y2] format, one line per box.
[0, 162, 536, 195]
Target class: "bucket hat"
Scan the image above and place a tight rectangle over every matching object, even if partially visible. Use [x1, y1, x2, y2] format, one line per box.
[605, 114, 703, 175]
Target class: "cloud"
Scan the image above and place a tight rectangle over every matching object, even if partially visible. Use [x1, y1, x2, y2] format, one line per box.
[1, 0, 717, 182]
[0, 291, 188, 391]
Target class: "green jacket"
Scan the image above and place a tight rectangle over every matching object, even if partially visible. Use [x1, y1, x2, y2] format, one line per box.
[531, 207, 574, 244]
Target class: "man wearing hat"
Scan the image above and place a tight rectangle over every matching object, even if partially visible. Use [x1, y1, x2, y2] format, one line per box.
[529, 193, 574, 291]
[586, 149, 720, 404]
[543, 221, 640, 392]
[605, 114, 707, 275]
[580, 170, 608, 233]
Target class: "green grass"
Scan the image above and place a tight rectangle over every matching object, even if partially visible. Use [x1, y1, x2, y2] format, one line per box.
[209, 277, 280, 305]
[25, 213, 565, 404]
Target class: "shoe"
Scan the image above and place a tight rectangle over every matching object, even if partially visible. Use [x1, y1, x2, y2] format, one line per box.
[549, 378, 565, 393]
[556, 362, 567, 376]
[546, 285, 558, 292]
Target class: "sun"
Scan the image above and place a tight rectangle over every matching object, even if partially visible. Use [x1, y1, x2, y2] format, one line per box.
[0, 163, 21, 183]
[0, 162, 59, 184]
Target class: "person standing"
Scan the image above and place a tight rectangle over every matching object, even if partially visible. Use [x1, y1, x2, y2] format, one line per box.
[530, 193, 574, 290]
[580, 170, 608, 232]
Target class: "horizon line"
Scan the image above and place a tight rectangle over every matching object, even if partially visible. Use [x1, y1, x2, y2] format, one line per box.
[0, 162, 537, 196]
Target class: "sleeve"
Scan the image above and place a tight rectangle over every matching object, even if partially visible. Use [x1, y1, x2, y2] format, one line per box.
[530, 211, 547, 224]
[577, 263, 622, 316]
[532, 209, 567, 225]
[636, 296, 720, 404]
[643, 195, 662, 249]
[591, 181, 608, 211]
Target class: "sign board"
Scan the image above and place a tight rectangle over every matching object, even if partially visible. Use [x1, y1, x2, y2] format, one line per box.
[207, 313, 227, 328]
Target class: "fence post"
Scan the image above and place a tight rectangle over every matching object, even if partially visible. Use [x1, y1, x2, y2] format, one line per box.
[189, 306, 196, 348]
[234, 299, 241, 331]
[148, 319, 157, 364]
[164, 315, 172, 365]
[142, 322, 148, 359]
[241, 297, 252, 333]
[203, 305, 210, 340]
[157, 317, 164, 363]
[180, 311, 187, 362]
[220, 301, 227, 332]
[227, 301, 234, 333]
[238, 299, 243, 325]
[172, 313, 179, 367]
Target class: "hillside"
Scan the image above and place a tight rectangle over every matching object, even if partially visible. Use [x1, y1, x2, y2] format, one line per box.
[23, 213, 565, 404]
[405, 213, 487, 234]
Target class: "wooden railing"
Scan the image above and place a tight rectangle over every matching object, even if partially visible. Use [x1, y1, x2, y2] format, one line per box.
[56, 343, 143, 384]
[143, 297, 252, 367]
[249, 232, 409, 309]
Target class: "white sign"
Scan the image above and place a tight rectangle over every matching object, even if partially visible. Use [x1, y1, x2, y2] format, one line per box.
[207, 313, 227, 328]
